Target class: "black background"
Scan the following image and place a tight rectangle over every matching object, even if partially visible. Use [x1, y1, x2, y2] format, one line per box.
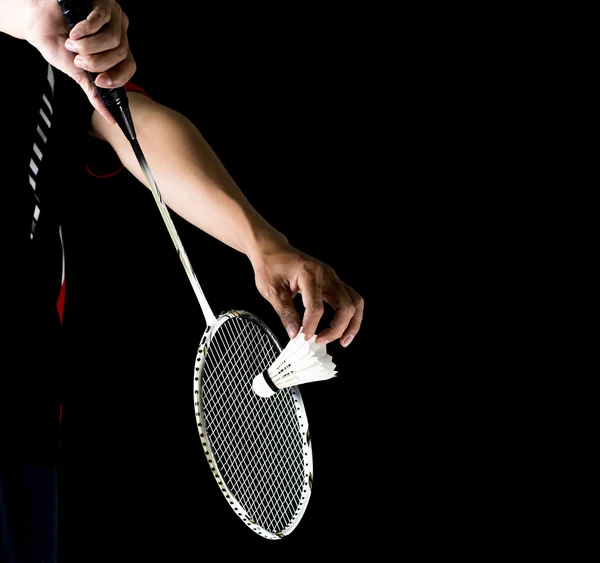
[55, 2, 395, 558]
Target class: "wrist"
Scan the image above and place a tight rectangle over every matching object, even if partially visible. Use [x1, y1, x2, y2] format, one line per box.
[244, 227, 290, 266]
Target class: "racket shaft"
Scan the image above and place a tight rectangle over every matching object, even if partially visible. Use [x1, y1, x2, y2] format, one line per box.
[131, 140, 216, 324]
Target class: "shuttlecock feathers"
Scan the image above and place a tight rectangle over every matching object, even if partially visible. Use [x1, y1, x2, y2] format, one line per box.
[252, 328, 337, 397]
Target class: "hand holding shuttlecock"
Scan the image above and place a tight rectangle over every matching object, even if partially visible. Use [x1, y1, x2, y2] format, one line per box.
[252, 328, 337, 397]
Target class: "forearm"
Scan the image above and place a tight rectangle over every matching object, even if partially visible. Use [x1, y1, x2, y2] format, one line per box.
[91, 92, 289, 259]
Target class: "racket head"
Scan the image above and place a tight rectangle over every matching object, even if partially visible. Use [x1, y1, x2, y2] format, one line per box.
[193, 310, 313, 539]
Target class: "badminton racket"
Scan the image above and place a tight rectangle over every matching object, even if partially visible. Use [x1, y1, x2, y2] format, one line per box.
[58, 0, 314, 539]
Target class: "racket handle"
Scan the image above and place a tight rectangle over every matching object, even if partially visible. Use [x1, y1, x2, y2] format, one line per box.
[57, 0, 136, 141]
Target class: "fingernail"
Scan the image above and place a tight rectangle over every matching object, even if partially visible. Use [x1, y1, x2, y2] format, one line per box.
[65, 39, 78, 52]
[73, 55, 85, 69]
[315, 336, 329, 346]
[342, 334, 354, 347]
[70, 31, 83, 40]
[286, 324, 299, 339]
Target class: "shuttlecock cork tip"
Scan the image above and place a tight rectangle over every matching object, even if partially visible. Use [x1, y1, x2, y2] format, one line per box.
[252, 370, 278, 398]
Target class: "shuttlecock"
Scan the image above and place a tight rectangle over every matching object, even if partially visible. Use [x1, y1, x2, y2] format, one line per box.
[252, 328, 337, 397]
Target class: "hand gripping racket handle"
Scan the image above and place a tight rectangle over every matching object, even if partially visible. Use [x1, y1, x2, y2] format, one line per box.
[57, 0, 136, 141]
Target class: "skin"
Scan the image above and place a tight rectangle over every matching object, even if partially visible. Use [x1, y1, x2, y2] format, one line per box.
[1, 0, 364, 347]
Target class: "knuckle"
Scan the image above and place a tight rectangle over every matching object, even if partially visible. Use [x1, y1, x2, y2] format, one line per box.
[279, 309, 296, 323]
[107, 31, 121, 50]
[345, 303, 357, 317]
[263, 286, 287, 305]
[331, 330, 345, 341]
[93, 10, 110, 27]
[262, 285, 277, 299]
[97, 5, 111, 21]
[307, 302, 325, 315]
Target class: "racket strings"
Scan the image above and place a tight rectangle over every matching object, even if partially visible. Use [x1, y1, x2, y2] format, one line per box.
[201, 317, 309, 534]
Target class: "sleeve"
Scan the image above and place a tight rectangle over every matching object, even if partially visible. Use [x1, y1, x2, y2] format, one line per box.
[85, 81, 152, 179]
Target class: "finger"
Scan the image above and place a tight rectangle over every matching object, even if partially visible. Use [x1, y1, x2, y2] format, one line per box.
[93, 51, 136, 88]
[70, 19, 136, 91]
[298, 275, 325, 341]
[65, 17, 122, 56]
[266, 288, 302, 340]
[90, 93, 116, 124]
[314, 282, 356, 346]
[69, 1, 114, 40]
[73, 46, 133, 83]
[339, 284, 364, 347]
[69, 70, 116, 124]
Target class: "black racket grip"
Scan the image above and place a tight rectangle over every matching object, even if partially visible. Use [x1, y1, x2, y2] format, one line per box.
[57, 0, 136, 141]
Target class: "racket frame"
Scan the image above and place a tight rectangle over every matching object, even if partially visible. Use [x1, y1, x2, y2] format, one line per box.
[193, 309, 314, 540]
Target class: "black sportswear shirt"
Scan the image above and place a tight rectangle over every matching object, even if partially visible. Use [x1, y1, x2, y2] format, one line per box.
[0, 33, 93, 461]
